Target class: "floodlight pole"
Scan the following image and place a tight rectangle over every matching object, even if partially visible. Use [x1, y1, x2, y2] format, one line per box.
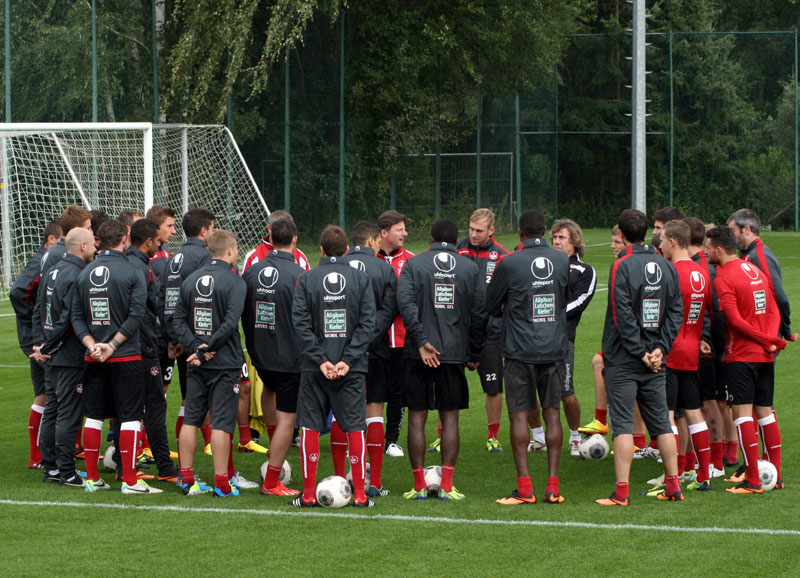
[631, 0, 647, 213]
[4, 0, 10, 122]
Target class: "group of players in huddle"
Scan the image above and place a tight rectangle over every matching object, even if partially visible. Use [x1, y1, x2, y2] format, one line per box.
[10, 200, 792, 506]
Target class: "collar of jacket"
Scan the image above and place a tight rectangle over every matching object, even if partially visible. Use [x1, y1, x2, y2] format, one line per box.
[518, 237, 550, 250]
[127, 245, 150, 265]
[348, 245, 376, 257]
[183, 237, 206, 248]
[63, 253, 88, 270]
[429, 242, 457, 253]
[267, 249, 296, 262]
[319, 256, 348, 266]
[97, 248, 126, 260]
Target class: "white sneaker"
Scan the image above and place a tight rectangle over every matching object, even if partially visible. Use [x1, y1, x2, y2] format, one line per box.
[647, 472, 665, 486]
[84, 478, 111, 492]
[230, 472, 259, 490]
[121, 480, 164, 495]
[385, 443, 404, 457]
[709, 465, 725, 479]
[634, 447, 661, 460]
[527, 439, 547, 452]
[569, 440, 580, 456]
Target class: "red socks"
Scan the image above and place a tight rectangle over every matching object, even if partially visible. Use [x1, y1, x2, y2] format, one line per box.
[633, 433, 646, 449]
[441, 465, 455, 493]
[710, 441, 723, 470]
[201, 424, 212, 446]
[595, 408, 608, 426]
[238, 423, 252, 445]
[28, 405, 44, 464]
[437, 424, 443, 439]
[518, 476, 533, 497]
[734, 417, 760, 486]
[301, 429, 320, 501]
[689, 423, 710, 483]
[83, 420, 103, 481]
[263, 464, 282, 489]
[487, 422, 500, 440]
[413, 468, 426, 492]
[180, 468, 194, 485]
[546, 477, 559, 495]
[665, 475, 681, 495]
[677, 454, 686, 475]
[119, 421, 140, 486]
[724, 439, 739, 463]
[175, 407, 184, 460]
[758, 414, 782, 479]
[685, 451, 697, 471]
[366, 418, 385, 489]
[347, 430, 366, 502]
[649, 438, 659, 450]
[266, 424, 277, 442]
[228, 436, 236, 478]
[215, 473, 231, 494]
[615, 481, 629, 500]
[330, 420, 348, 478]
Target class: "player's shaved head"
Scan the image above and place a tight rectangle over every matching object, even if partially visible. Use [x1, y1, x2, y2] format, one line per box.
[519, 210, 546, 239]
[65, 227, 92, 252]
[430, 219, 458, 244]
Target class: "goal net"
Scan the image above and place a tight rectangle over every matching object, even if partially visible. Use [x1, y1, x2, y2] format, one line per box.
[0, 123, 270, 296]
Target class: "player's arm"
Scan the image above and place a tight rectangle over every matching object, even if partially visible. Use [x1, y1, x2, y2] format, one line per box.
[374, 270, 398, 340]
[341, 275, 377, 369]
[30, 279, 48, 345]
[70, 281, 94, 350]
[9, 256, 40, 318]
[657, 266, 684, 355]
[716, 277, 785, 349]
[291, 274, 327, 366]
[170, 282, 204, 354]
[566, 265, 596, 319]
[40, 279, 77, 356]
[612, 265, 650, 361]
[241, 271, 257, 351]
[767, 256, 792, 339]
[116, 270, 147, 344]
[206, 279, 246, 352]
[468, 267, 488, 362]
[396, 260, 427, 348]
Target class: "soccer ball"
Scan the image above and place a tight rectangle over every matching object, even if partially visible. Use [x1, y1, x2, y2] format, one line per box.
[103, 446, 116, 472]
[259, 460, 292, 486]
[424, 465, 442, 493]
[346, 462, 371, 489]
[758, 460, 778, 491]
[578, 434, 609, 460]
[316, 475, 351, 508]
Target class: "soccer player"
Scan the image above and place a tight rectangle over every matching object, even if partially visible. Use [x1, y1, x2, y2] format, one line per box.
[550, 218, 596, 456]
[163, 208, 215, 457]
[704, 226, 787, 493]
[243, 209, 311, 272]
[652, 206, 685, 236]
[242, 218, 304, 497]
[126, 218, 181, 483]
[172, 230, 247, 497]
[657, 220, 713, 492]
[72, 219, 159, 494]
[595, 209, 683, 506]
[377, 210, 414, 457]
[341, 221, 398, 496]
[290, 225, 376, 508]
[10, 219, 63, 469]
[31, 226, 94, 487]
[578, 224, 626, 438]
[456, 208, 509, 452]
[398, 219, 486, 501]
[487, 210, 570, 504]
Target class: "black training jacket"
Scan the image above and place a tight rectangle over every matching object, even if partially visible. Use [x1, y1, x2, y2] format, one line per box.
[397, 242, 487, 364]
[39, 253, 87, 366]
[30, 239, 68, 345]
[72, 249, 146, 360]
[486, 237, 570, 364]
[741, 239, 791, 339]
[566, 253, 597, 342]
[601, 244, 683, 369]
[243, 250, 304, 373]
[9, 246, 46, 348]
[343, 245, 398, 359]
[127, 246, 163, 357]
[456, 236, 509, 344]
[292, 256, 376, 374]
[163, 237, 210, 343]
[171, 259, 246, 370]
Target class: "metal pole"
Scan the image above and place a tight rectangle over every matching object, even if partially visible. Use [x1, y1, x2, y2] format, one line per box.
[435, 54, 441, 222]
[1, 136, 11, 289]
[226, 53, 233, 226]
[181, 128, 189, 215]
[338, 13, 345, 228]
[92, 0, 97, 122]
[4, 0, 10, 122]
[553, 65, 559, 215]
[515, 95, 522, 218]
[669, 31, 674, 205]
[795, 30, 798, 232]
[284, 51, 290, 212]
[390, 174, 396, 210]
[152, 0, 159, 123]
[143, 127, 153, 213]
[476, 88, 482, 209]
[631, 0, 646, 212]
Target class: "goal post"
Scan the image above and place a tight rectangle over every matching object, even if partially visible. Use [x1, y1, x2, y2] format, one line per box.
[0, 122, 270, 295]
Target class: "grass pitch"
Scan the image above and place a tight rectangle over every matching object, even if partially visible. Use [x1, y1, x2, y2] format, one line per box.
[1, 229, 799, 576]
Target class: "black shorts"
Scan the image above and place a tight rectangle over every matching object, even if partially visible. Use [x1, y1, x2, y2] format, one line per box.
[604, 365, 671, 438]
[504, 359, 563, 412]
[404, 361, 469, 412]
[478, 343, 504, 395]
[83, 360, 144, 422]
[255, 367, 300, 414]
[296, 371, 366, 433]
[698, 356, 727, 402]
[561, 340, 576, 397]
[665, 367, 702, 411]
[726, 361, 774, 407]
[184, 367, 240, 434]
[23, 346, 47, 397]
[365, 356, 390, 404]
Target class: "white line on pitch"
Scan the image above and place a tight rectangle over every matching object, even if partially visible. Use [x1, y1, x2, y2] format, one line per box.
[1, 499, 798, 536]
[0, 364, 28, 368]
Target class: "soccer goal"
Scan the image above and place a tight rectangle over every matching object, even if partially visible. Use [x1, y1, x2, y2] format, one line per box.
[0, 123, 270, 295]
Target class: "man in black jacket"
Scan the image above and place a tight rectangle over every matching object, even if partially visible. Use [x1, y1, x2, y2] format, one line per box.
[291, 225, 376, 508]
[127, 218, 181, 483]
[72, 219, 157, 494]
[10, 219, 62, 469]
[596, 209, 683, 506]
[31, 227, 94, 487]
[172, 229, 246, 497]
[398, 219, 486, 501]
[242, 218, 304, 497]
[486, 210, 570, 505]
